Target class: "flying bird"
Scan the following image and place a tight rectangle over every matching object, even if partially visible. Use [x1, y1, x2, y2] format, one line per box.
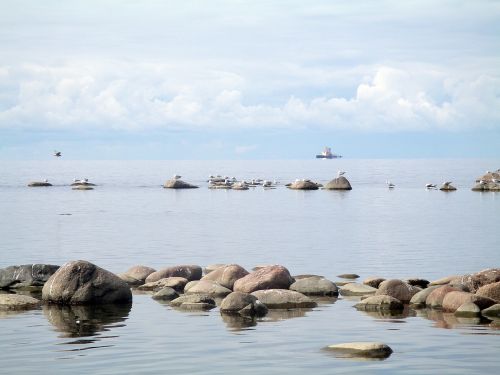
[54, 151, 62, 157]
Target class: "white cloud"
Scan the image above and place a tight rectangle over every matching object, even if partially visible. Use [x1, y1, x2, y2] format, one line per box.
[0, 61, 499, 133]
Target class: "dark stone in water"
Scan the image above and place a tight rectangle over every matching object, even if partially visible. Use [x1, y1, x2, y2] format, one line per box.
[0, 264, 60, 290]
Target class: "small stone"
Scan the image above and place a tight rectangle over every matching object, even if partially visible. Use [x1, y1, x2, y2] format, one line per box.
[185, 279, 232, 297]
[152, 287, 179, 301]
[163, 179, 198, 189]
[375, 279, 421, 303]
[339, 283, 377, 296]
[454, 302, 480, 317]
[337, 274, 360, 279]
[0, 294, 41, 310]
[169, 294, 216, 309]
[137, 277, 188, 292]
[145, 265, 202, 283]
[251, 289, 317, 309]
[409, 286, 440, 307]
[355, 295, 404, 312]
[325, 342, 393, 359]
[289, 277, 338, 296]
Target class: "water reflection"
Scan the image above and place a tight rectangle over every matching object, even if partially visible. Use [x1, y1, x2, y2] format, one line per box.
[416, 308, 491, 329]
[358, 306, 416, 321]
[220, 313, 257, 331]
[43, 303, 131, 340]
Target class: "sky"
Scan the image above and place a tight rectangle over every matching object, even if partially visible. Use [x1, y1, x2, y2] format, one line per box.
[0, 0, 499, 159]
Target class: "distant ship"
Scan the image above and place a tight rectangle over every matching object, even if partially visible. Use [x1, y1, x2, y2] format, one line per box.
[316, 147, 342, 159]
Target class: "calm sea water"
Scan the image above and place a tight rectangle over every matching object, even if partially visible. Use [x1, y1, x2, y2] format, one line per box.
[1, 159, 499, 374]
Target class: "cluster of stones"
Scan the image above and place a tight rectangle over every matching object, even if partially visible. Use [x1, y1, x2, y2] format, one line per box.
[341, 268, 500, 321]
[471, 170, 500, 192]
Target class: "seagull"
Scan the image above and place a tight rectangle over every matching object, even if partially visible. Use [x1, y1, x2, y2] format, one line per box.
[54, 151, 61, 157]
[443, 181, 452, 186]
[386, 180, 395, 189]
[337, 170, 346, 178]
[173, 175, 181, 180]
[425, 183, 437, 189]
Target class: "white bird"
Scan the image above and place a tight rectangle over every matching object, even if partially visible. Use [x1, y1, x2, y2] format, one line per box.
[386, 180, 395, 188]
[173, 175, 181, 180]
[43, 179, 48, 183]
[443, 181, 452, 185]
[337, 170, 346, 178]
[425, 183, 437, 189]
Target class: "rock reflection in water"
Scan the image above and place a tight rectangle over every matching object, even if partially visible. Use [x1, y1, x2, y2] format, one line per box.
[417, 308, 490, 329]
[358, 305, 415, 321]
[220, 313, 257, 331]
[43, 303, 131, 339]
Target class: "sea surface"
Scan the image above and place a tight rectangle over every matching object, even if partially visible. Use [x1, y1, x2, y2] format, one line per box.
[0, 159, 499, 374]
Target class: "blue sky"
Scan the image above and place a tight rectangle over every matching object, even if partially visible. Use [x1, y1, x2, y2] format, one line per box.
[1, 0, 499, 159]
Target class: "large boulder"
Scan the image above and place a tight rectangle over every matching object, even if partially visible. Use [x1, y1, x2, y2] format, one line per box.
[118, 265, 156, 286]
[476, 281, 500, 303]
[375, 279, 421, 303]
[0, 294, 41, 310]
[289, 277, 338, 296]
[233, 265, 294, 293]
[325, 342, 393, 359]
[287, 180, 320, 190]
[426, 285, 460, 308]
[442, 291, 495, 312]
[251, 289, 317, 309]
[185, 279, 232, 297]
[163, 179, 199, 189]
[0, 264, 60, 290]
[339, 283, 377, 296]
[145, 265, 202, 283]
[355, 295, 404, 312]
[201, 264, 249, 290]
[220, 292, 268, 316]
[323, 176, 352, 190]
[459, 268, 500, 293]
[137, 277, 188, 292]
[42, 260, 132, 305]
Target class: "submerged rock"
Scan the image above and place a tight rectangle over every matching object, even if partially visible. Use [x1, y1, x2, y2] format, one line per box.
[251, 289, 317, 309]
[355, 295, 404, 312]
[454, 302, 481, 317]
[169, 294, 216, 310]
[28, 181, 52, 187]
[0, 294, 41, 310]
[287, 180, 320, 190]
[325, 342, 393, 359]
[482, 304, 500, 319]
[339, 283, 377, 296]
[440, 182, 457, 191]
[119, 265, 156, 286]
[323, 176, 352, 190]
[152, 287, 179, 301]
[163, 179, 199, 189]
[42, 260, 132, 305]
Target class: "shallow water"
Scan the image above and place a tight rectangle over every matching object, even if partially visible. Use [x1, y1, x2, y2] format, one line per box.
[1, 159, 499, 374]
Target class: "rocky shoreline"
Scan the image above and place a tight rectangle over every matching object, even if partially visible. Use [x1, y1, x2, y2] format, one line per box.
[1, 261, 499, 359]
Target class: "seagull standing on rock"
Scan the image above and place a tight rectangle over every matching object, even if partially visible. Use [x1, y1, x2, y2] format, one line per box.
[337, 170, 345, 178]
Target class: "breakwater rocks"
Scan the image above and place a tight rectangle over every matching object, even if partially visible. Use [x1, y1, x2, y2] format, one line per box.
[2, 262, 500, 360]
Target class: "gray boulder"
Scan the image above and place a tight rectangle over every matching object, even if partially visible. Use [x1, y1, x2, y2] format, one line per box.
[185, 279, 232, 297]
[0, 264, 60, 290]
[324, 176, 352, 190]
[201, 264, 249, 290]
[145, 265, 202, 283]
[355, 295, 404, 312]
[233, 265, 294, 293]
[289, 277, 338, 296]
[42, 260, 132, 305]
[152, 287, 179, 301]
[375, 279, 421, 303]
[163, 179, 199, 189]
[251, 289, 317, 309]
[220, 292, 268, 316]
[0, 294, 41, 310]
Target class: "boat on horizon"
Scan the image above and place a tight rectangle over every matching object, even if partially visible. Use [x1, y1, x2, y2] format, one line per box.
[316, 146, 342, 159]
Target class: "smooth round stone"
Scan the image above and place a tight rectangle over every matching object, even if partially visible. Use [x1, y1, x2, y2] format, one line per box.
[409, 286, 440, 307]
[162, 179, 198, 189]
[428, 275, 460, 286]
[337, 273, 360, 279]
[363, 277, 386, 289]
[152, 287, 179, 301]
[355, 295, 404, 312]
[251, 289, 317, 309]
[339, 283, 377, 296]
[323, 176, 352, 190]
[0, 294, 41, 310]
[204, 264, 227, 274]
[169, 294, 216, 310]
[289, 277, 338, 296]
[325, 342, 393, 359]
[375, 279, 421, 303]
[138, 277, 188, 292]
[454, 302, 480, 317]
[185, 279, 232, 297]
[482, 304, 500, 319]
